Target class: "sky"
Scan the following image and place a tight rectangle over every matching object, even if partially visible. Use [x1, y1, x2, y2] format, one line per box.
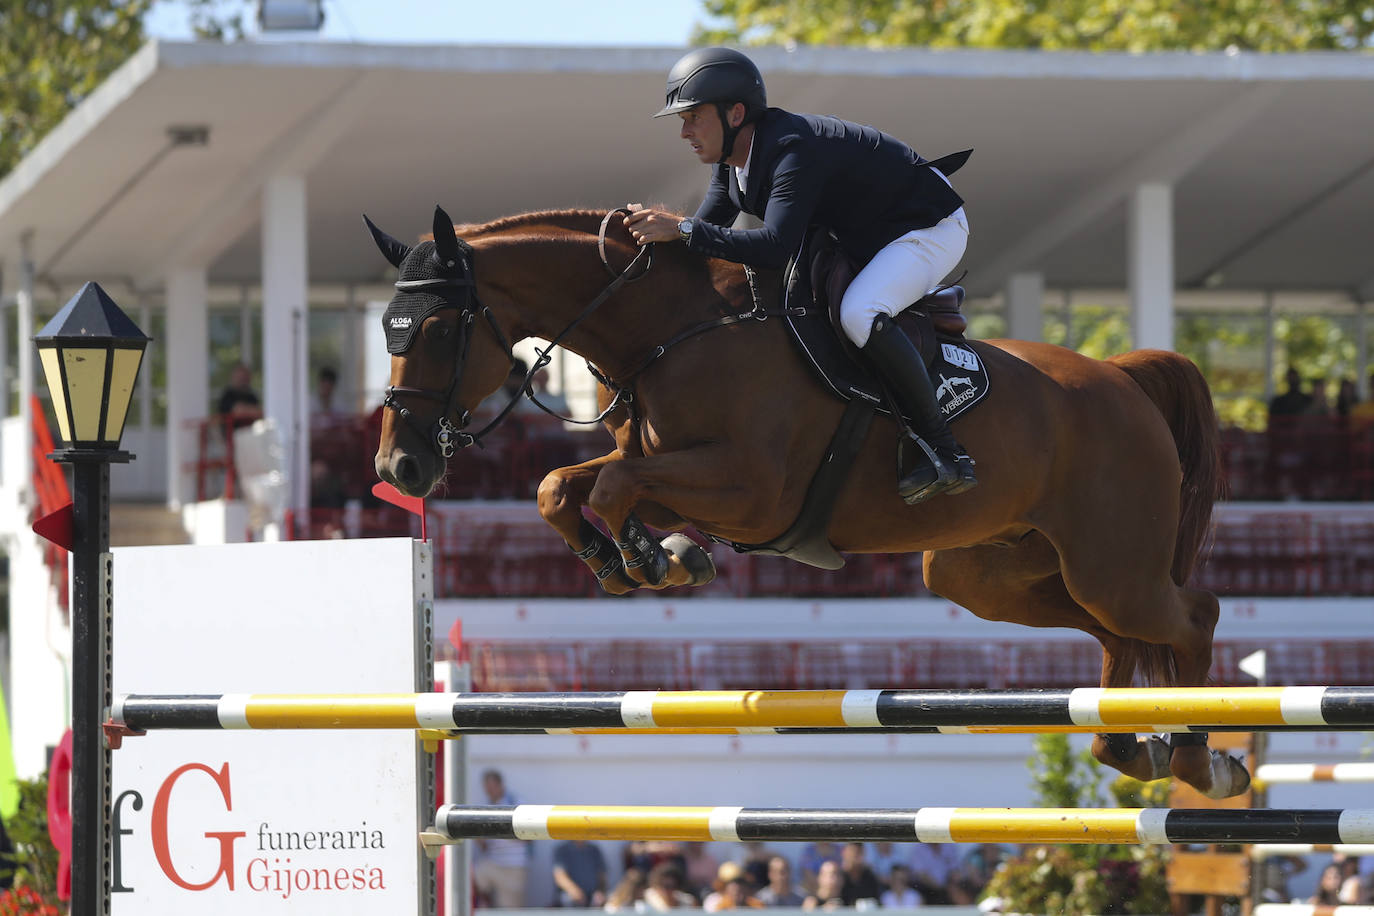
[146, 0, 724, 46]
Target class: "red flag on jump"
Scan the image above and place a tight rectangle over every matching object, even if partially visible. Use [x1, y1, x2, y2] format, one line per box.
[372, 482, 427, 540]
[33, 502, 74, 552]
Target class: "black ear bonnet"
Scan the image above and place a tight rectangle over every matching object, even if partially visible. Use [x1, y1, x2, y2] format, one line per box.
[382, 238, 476, 354]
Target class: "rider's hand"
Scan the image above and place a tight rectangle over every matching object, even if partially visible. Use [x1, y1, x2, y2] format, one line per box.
[623, 203, 684, 246]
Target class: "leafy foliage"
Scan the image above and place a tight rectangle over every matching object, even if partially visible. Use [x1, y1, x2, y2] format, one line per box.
[0, 777, 60, 909]
[697, 0, 1374, 52]
[981, 734, 1171, 915]
[0, 1, 152, 180]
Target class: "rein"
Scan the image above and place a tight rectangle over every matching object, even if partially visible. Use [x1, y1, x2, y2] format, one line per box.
[384, 210, 652, 458]
[386, 210, 803, 460]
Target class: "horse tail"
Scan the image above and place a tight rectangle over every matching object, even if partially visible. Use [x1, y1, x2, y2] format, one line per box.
[1108, 349, 1225, 586]
[1108, 350, 1222, 688]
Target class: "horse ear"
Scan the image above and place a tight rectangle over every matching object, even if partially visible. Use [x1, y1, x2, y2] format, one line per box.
[432, 205, 463, 270]
[363, 214, 411, 269]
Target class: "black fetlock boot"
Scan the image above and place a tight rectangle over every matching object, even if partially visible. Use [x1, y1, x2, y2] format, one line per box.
[862, 315, 978, 504]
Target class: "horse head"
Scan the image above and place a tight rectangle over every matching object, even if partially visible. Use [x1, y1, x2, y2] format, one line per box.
[367, 206, 518, 497]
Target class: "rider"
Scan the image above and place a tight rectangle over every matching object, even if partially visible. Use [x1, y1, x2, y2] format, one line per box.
[624, 47, 977, 505]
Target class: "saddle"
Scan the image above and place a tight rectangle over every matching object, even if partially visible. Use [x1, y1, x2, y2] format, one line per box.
[710, 228, 990, 570]
[787, 227, 990, 424]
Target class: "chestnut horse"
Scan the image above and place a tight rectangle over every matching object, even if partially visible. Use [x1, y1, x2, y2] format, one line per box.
[369, 206, 1245, 799]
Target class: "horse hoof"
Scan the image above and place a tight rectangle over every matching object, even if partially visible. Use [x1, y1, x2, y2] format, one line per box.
[1199, 753, 1252, 800]
[662, 534, 716, 586]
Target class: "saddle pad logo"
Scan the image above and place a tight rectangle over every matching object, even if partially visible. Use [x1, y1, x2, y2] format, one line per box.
[941, 342, 980, 371]
[934, 343, 989, 420]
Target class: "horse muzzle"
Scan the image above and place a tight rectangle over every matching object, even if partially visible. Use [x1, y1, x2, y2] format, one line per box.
[375, 442, 444, 498]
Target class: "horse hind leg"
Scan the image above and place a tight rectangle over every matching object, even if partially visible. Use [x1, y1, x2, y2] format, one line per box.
[1066, 554, 1250, 798]
[1164, 586, 1251, 799]
[1090, 638, 1173, 784]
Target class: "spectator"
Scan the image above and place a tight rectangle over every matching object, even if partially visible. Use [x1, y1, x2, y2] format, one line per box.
[643, 862, 698, 911]
[605, 868, 649, 913]
[755, 856, 805, 907]
[1312, 864, 1345, 906]
[797, 841, 841, 895]
[908, 841, 961, 905]
[1269, 367, 1311, 419]
[310, 365, 346, 428]
[1333, 853, 1365, 903]
[865, 842, 903, 881]
[218, 363, 263, 428]
[683, 843, 722, 900]
[1306, 377, 1332, 417]
[1336, 378, 1359, 418]
[954, 843, 1006, 902]
[1257, 854, 1307, 903]
[471, 769, 529, 908]
[802, 861, 846, 912]
[704, 862, 764, 912]
[879, 864, 923, 909]
[838, 843, 881, 906]
[554, 839, 608, 908]
[1350, 372, 1374, 427]
[738, 843, 776, 891]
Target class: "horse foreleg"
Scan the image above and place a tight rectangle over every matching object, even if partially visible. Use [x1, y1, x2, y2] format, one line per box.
[586, 444, 768, 589]
[538, 454, 715, 593]
[537, 454, 638, 595]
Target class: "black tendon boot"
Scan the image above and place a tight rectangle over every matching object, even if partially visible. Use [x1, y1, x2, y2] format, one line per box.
[862, 315, 978, 504]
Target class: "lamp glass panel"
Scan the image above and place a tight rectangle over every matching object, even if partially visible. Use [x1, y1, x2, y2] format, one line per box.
[103, 349, 145, 443]
[37, 348, 73, 442]
[60, 347, 109, 443]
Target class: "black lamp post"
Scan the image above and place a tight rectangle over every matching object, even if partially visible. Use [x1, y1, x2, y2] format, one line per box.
[34, 281, 149, 916]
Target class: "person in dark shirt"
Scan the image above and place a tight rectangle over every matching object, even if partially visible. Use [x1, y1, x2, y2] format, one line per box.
[552, 839, 607, 907]
[217, 363, 262, 428]
[626, 47, 977, 506]
[838, 843, 882, 906]
[1268, 367, 1312, 418]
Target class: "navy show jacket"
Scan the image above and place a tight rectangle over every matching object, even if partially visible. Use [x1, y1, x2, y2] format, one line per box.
[686, 108, 967, 270]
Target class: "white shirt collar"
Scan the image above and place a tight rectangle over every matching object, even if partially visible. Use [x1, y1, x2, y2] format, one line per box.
[733, 131, 756, 192]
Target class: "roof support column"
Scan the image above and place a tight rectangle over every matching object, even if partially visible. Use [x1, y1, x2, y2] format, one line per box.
[1006, 272, 1045, 342]
[164, 267, 208, 508]
[261, 174, 309, 525]
[1128, 183, 1174, 351]
[15, 233, 35, 493]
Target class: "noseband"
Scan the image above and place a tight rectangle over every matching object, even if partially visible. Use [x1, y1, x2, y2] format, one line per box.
[382, 210, 652, 460]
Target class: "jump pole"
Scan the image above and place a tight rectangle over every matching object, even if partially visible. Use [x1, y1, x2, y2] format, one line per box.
[1255, 763, 1374, 785]
[1249, 844, 1374, 859]
[421, 804, 1374, 847]
[108, 685, 1374, 734]
[1254, 907, 1374, 916]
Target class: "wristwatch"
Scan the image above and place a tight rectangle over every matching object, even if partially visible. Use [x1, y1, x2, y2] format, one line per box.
[677, 218, 694, 243]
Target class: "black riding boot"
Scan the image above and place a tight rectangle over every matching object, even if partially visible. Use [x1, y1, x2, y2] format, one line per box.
[862, 315, 978, 504]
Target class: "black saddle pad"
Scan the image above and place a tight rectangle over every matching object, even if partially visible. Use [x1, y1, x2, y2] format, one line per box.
[781, 237, 990, 423]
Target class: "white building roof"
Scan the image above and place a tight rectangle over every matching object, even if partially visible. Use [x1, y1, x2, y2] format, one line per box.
[1, 40, 1372, 300]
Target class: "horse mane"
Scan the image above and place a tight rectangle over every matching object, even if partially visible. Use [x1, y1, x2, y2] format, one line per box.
[457, 209, 610, 239]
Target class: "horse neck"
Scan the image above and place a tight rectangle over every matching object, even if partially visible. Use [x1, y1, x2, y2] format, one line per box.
[474, 228, 735, 378]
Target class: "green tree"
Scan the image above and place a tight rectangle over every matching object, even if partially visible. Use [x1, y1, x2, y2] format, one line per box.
[698, 0, 1374, 52]
[0, 1, 251, 182]
[0, 1, 152, 180]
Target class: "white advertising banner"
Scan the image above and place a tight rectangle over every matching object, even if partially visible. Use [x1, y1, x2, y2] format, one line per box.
[110, 538, 433, 916]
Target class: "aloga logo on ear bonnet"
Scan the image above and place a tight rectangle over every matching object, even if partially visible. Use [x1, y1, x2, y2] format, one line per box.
[381, 240, 474, 354]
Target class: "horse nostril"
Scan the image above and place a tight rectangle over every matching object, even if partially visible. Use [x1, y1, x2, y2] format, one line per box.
[395, 454, 423, 491]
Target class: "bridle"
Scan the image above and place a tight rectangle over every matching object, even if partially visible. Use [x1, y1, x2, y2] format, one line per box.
[382, 210, 653, 459]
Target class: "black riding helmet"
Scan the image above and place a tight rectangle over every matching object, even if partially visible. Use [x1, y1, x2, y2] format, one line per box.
[653, 47, 767, 163]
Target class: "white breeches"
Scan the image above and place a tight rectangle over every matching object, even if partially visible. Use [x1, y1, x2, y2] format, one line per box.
[839, 208, 970, 347]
